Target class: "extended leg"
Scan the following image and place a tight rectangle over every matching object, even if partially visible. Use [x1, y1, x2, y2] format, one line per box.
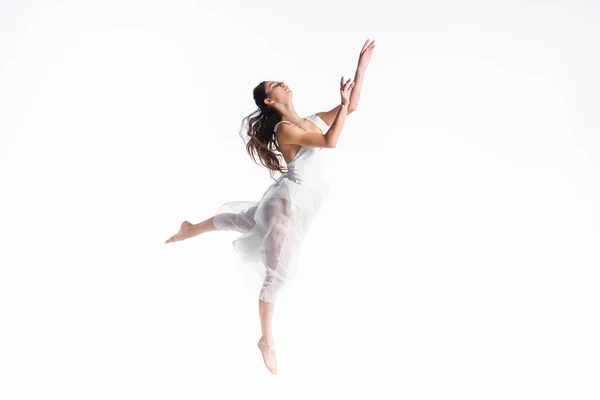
[213, 204, 257, 234]
[165, 204, 257, 244]
[165, 216, 217, 244]
[191, 216, 218, 235]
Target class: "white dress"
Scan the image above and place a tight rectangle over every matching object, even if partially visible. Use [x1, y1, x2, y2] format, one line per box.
[213, 114, 332, 303]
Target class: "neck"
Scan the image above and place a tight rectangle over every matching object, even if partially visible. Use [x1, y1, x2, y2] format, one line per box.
[278, 104, 302, 125]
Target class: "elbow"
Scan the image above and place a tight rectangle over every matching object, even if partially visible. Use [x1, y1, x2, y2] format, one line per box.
[325, 136, 336, 148]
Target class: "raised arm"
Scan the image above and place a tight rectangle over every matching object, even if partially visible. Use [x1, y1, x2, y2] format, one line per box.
[315, 39, 375, 125]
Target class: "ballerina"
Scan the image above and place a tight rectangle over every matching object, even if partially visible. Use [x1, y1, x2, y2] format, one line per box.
[165, 39, 376, 375]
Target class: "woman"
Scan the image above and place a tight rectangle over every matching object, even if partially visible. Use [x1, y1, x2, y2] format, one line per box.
[165, 39, 376, 374]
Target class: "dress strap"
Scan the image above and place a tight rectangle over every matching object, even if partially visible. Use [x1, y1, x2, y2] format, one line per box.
[273, 120, 294, 133]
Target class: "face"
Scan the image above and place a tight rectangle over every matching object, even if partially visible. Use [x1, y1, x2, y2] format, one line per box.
[264, 80, 292, 107]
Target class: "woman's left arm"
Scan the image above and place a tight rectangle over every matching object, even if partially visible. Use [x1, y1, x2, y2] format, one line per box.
[348, 39, 376, 112]
[348, 68, 364, 112]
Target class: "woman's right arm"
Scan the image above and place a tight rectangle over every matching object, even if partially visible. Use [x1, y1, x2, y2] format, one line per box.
[324, 76, 354, 147]
[275, 103, 349, 149]
[322, 102, 349, 148]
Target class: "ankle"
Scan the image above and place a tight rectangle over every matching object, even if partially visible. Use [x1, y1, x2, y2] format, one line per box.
[191, 223, 204, 236]
[259, 336, 274, 345]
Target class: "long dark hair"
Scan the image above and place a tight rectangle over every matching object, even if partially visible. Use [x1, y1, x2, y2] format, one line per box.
[238, 81, 287, 181]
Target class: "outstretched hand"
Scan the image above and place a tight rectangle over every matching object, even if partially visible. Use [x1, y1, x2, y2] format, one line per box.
[340, 76, 355, 106]
[358, 39, 376, 71]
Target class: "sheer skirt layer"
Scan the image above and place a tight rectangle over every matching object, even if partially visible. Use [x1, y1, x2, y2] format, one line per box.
[213, 175, 330, 303]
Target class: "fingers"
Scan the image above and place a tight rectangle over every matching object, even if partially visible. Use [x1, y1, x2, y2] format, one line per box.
[361, 39, 376, 54]
[361, 39, 372, 52]
[341, 81, 353, 94]
[341, 76, 353, 86]
[340, 76, 354, 102]
[361, 39, 369, 52]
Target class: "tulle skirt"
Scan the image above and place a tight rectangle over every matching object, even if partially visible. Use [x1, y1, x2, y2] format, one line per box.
[213, 174, 331, 303]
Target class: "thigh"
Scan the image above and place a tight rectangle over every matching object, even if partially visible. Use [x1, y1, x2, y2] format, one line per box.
[260, 197, 298, 296]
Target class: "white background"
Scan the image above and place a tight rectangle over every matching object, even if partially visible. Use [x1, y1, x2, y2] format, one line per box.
[1, 0, 599, 398]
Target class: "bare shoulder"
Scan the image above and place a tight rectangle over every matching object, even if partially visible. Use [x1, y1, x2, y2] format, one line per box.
[274, 122, 291, 146]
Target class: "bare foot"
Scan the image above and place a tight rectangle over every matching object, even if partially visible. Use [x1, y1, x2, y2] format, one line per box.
[257, 337, 278, 374]
[165, 221, 195, 244]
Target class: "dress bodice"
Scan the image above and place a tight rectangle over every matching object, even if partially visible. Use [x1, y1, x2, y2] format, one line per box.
[273, 114, 330, 185]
